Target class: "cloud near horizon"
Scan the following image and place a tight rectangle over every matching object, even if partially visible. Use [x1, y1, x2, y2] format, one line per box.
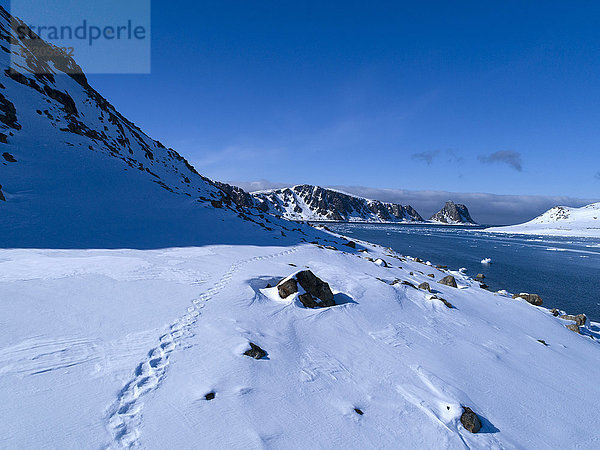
[228, 180, 597, 225]
[478, 150, 523, 172]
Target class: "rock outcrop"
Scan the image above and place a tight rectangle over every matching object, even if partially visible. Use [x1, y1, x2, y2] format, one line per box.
[430, 201, 477, 225]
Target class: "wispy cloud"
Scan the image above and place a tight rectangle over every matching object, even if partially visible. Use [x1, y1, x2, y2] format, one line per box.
[478, 150, 523, 172]
[411, 150, 440, 165]
[411, 149, 463, 166]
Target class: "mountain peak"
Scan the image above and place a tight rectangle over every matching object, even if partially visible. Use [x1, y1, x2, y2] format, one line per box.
[430, 201, 477, 224]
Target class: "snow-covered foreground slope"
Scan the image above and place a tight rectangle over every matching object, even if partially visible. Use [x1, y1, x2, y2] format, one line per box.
[485, 203, 600, 238]
[1, 238, 599, 449]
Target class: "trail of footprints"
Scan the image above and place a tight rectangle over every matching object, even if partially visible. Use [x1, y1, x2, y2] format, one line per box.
[105, 248, 298, 448]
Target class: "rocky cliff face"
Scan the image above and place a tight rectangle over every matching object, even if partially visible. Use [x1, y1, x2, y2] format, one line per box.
[430, 201, 477, 224]
[224, 184, 425, 222]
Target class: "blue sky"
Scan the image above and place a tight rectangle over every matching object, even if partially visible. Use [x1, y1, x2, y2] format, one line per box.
[87, 1, 600, 201]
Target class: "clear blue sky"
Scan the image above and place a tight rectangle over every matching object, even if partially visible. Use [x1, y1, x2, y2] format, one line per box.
[88, 0, 600, 199]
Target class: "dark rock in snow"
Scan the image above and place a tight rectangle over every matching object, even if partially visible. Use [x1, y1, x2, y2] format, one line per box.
[460, 406, 481, 433]
[418, 282, 432, 292]
[427, 274, 435, 278]
[430, 295, 453, 309]
[374, 258, 389, 267]
[277, 278, 298, 299]
[475, 273, 485, 281]
[343, 241, 356, 248]
[354, 408, 364, 415]
[438, 275, 457, 288]
[560, 314, 587, 326]
[205, 392, 215, 401]
[401, 281, 417, 289]
[479, 283, 489, 290]
[243, 342, 267, 359]
[296, 270, 335, 306]
[277, 270, 335, 308]
[512, 293, 543, 306]
[550, 308, 560, 317]
[537, 339, 548, 346]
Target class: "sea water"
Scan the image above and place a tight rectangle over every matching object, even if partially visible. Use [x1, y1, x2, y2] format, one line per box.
[327, 223, 600, 322]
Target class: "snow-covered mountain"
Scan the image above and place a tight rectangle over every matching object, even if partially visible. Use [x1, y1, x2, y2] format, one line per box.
[0, 7, 297, 249]
[217, 183, 424, 223]
[2, 8, 600, 449]
[430, 200, 477, 225]
[485, 202, 600, 237]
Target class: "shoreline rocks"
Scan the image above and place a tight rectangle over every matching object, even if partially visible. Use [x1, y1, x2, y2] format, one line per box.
[512, 293, 543, 306]
[438, 275, 457, 288]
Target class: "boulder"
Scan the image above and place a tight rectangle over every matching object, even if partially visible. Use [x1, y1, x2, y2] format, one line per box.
[438, 275, 457, 288]
[550, 308, 560, 317]
[512, 293, 543, 306]
[427, 274, 435, 278]
[560, 314, 587, 326]
[460, 407, 481, 433]
[401, 281, 417, 289]
[479, 283, 489, 290]
[296, 270, 334, 303]
[205, 392, 216, 401]
[278, 270, 336, 308]
[277, 278, 298, 298]
[354, 408, 364, 415]
[243, 342, 267, 359]
[418, 282, 432, 292]
[475, 273, 485, 281]
[343, 241, 356, 248]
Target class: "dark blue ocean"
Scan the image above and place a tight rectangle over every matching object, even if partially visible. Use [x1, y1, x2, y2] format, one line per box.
[327, 223, 600, 322]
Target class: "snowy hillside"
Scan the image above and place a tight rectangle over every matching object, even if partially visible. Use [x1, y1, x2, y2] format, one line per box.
[217, 183, 424, 223]
[485, 203, 600, 237]
[430, 201, 477, 225]
[1, 7, 600, 449]
[0, 7, 296, 248]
